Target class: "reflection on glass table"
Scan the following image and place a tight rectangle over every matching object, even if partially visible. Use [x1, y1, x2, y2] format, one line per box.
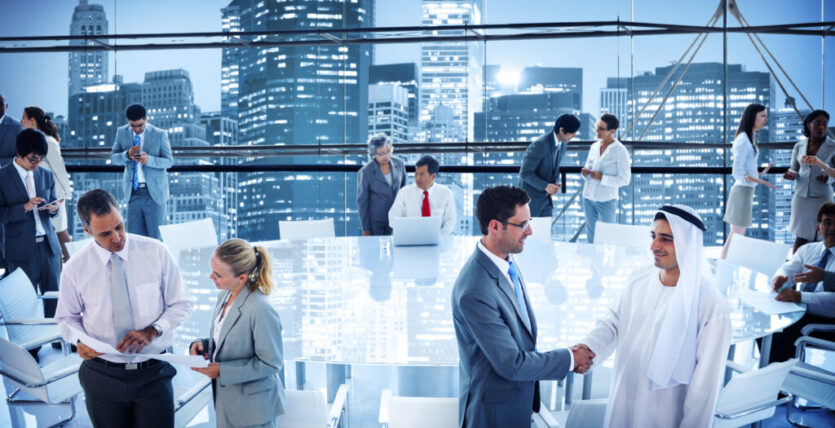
[172, 236, 804, 368]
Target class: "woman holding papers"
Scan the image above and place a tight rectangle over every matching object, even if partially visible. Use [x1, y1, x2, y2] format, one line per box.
[190, 239, 286, 428]
[721, 103, 778, 259]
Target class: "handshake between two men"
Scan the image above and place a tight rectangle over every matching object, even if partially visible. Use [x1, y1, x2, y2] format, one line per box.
[570, 343, 595, 374]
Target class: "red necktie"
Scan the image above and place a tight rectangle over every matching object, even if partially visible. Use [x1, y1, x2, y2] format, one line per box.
[422, 190, 431, 217]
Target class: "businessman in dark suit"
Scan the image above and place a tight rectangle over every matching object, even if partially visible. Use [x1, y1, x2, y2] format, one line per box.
[519, 114, 581, 217]
[451, 185, 594, 428]
[0, 129, 62, 318]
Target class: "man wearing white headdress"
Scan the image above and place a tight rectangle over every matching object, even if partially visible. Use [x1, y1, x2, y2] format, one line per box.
[577, 205, 731, 427]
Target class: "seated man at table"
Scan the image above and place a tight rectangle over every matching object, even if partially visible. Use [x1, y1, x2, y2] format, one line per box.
[388, 155, 457, 235]
[578, 204, 731, 428]
[452, 185, 593, 428]
[770, 201, 835, 362]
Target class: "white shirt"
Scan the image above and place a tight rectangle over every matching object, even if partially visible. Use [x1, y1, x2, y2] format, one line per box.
[388, 182, 457, 235]
[132, 130, 146, 183]
[13, 160, 46, 237]
[775, 241, 835, 317]
[475, 239, 573, 369]
[582, 265, 730, 428]
[212, 292, 231, 361]
[582, 139, 632, 202]
[731, 132, 759, 187]
[55, 233, 193, 363]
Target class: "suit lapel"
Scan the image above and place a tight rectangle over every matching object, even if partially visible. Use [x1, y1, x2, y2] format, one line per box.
[0, 117, 9, 143]
[214, 286, 252, 357]
[5, 163, 31, 202]
[474, 248, 534, 338]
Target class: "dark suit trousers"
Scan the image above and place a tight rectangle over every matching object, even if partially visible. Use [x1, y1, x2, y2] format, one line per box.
[79, 358, 176, 428]
[766, 313, 835, 363]
[7, 240, 60, 317]
[128, 186, 165, 240]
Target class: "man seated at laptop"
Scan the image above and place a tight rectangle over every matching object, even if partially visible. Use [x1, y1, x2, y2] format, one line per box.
[388, 155, 457, 235]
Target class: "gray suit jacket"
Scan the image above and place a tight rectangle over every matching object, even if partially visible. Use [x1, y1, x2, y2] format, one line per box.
[357, 156, 407, 234]
[203, 286, 286, 427]
[0, 115, 24, 167]
[110, 124, 173, 205]
[0, 164, 61, 260]
[519, 131, 566, 217]
[452, 245, 571, 428]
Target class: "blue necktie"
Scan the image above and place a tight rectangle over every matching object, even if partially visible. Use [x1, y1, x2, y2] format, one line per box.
[131, 134, 141, 190]
[802, 248, 830, 292]
[507, 260, 530, 328]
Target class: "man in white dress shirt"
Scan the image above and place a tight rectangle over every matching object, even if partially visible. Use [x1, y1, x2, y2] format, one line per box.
[388, 155, 457, 235]
[769, 201, 835, 362]
[55, 189, 192, 428]
[578, 205, 731, 427]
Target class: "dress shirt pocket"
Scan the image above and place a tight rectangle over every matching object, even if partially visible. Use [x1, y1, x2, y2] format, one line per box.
[134, 281, 162, 320]
[598, 155, 620, 176]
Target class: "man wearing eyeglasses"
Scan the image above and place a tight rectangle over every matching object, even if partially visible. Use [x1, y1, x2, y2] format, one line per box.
[451, 185, 594, 427]
[0, 129, 63, 326]
[110, 104, 173, 240]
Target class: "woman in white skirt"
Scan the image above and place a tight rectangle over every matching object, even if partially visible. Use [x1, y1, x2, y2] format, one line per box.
[721, 103, 778, 259]
[783, 110, 833, 254]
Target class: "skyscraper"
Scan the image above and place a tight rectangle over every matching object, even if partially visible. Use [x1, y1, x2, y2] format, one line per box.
[600, 77, 630, 124]
[368, 83, 410, 143]
[221, 0, 373, 239]
[68, 0, 108, 97]
[370, 63, 419, 137]
[201, 111, 240, 238]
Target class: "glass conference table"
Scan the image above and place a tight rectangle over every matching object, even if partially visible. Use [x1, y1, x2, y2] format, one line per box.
[171, 235, 804, 402]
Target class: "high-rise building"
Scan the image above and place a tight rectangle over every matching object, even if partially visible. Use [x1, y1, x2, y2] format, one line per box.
[370, 63, 419, 137]
[771, 98, 810, 244]
[220, 2, 242, 120]
[600, 77, 630, 124]
[68, 0, 109, 97]
[420, 0, 483, 143]
[202, 111, 240, 239]
[616, 62, 773, 244]
[368, 83, 410, 143]
[222, 0, 373, 240]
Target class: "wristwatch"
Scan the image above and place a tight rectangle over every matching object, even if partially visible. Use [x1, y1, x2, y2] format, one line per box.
[151, 323, 163, 337]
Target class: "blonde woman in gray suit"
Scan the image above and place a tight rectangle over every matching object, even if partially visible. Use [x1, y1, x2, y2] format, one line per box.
[190, 239, 286, 428]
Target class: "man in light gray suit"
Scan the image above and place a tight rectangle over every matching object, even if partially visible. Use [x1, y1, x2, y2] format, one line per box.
[452, 185, 594, 428]
[110, 104, 172, 240]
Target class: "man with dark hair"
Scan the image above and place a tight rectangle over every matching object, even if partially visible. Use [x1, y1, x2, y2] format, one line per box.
[0, 129, 63, 325]
[110, 103, 173, 240]
[388, 155, 457, 234]
[519, 113, 581, 217]
[452, 185, 593, 427]
[769, 201, 835, 362]
[56, 188, 192, 428]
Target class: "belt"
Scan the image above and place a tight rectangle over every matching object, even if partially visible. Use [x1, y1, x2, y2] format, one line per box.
[89, 356, 162, 371]
[136, 183, 147, 189]
[35, 236, 45, 243]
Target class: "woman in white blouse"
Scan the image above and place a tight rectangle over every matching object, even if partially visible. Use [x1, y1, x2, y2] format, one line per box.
[721, 103, 778, 259]
[581, 113, 632, 242]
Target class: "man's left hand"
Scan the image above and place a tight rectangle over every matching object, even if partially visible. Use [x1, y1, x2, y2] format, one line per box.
[794, 264, 824, 284]
[138, 152, 149, 165]
[775, 289, 802, 303]
[116, 327, 157, 353]
[192, 362, 220, 379]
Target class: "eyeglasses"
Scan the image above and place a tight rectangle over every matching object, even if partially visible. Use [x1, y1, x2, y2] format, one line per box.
[596, 125, 609, 131]
[25, 155, 44, 164]
[374, 148, 393, 158]
[503, 220, 530, 230]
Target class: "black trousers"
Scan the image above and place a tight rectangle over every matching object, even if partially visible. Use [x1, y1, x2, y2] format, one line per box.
[7, 239, 60, 317]
[79, 358, 176, 428]
[766, 313, 835, 363]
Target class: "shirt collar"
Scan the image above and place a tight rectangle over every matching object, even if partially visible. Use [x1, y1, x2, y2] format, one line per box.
[0, 114, 6, 124]
[417, 183, 435, 193]
[477, 238, 511, 275]
[91, 233, 131, 265]
[12, 159, 31, 181]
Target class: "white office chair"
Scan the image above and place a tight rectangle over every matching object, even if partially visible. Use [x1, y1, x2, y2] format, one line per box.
[159, 218, 219, 256]
[713, 359, 797, 427]
[174, 376, 213, 428]
[725, 235, 790, 277]
[0, 268, 63, 352]
[0, 337, 83, 427]
[64, 237, 93, 258]
[378, 389, 458, 428]
[278, 385, 348, 428]
[592, 222, 650, 248]
[782, 324, 835, 424]
[279, 218, 335, 240]
[534, 398, 607, 428]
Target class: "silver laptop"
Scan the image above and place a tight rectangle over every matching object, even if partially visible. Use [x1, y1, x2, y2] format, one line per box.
[391, 216, 442, 246]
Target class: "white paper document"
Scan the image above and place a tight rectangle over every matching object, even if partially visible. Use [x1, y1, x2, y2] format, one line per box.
[740, 289, 805, 315]
[79, 333, 209, 368]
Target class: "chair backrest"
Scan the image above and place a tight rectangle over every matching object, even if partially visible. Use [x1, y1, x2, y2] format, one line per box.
[564, 398, 607, 428]
[278, 389, 328, 428]
[0, 268, 46, 343]
[714, 359, 797, 427]
[726, 234, 790, 276]
[0, 337, 45, 387]
[593, 222, 650, 248]
[159, 218, 218, 255]
[65, 238, 93, 257]
[279, 218, 335, 240]
[387, 396, 458, 428]
[530, 217, 552, 241]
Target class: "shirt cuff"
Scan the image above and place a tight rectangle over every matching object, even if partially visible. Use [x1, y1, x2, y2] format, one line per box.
[800, 292, 812, 303]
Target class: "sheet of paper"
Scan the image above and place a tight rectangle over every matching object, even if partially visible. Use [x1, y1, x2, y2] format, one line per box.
[740, 289, 805, 315]
[78, 332, 209, 367]
[153, 353, 210, 368]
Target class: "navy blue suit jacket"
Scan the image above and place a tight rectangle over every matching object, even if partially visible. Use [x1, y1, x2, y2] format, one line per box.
[0, 115, 24, 168]
[0, 164, 60, 261]
[452, 245, 571, 428]
[519, 131, 566, 217]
